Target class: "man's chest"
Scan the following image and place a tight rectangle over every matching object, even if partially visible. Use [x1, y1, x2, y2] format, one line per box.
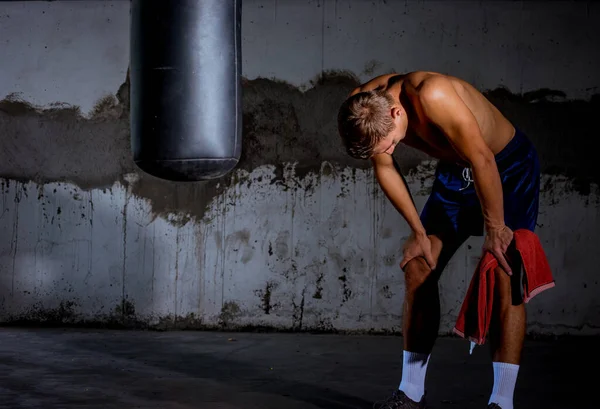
[403, 123, 460, 163]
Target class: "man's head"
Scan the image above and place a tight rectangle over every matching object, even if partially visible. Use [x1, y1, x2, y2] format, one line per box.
[337, 90, 407, 159]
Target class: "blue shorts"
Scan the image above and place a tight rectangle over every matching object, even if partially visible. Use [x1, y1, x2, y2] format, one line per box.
[420, 128, 541, 240]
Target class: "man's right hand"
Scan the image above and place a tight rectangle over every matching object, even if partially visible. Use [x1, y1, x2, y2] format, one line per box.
[399, 231, 437, 271]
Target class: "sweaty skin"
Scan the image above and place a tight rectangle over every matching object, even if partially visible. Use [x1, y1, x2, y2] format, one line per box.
[350, 71, 516, 273]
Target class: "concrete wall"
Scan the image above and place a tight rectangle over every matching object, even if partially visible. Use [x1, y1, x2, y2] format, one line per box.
[0, 0, 598, 335]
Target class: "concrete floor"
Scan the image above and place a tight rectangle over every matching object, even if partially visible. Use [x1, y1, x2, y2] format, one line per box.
[0, 328, 596, 409]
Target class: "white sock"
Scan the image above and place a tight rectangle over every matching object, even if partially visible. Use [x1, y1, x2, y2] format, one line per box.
[488, 362, 520, 409]
[398, 350, 430, 402]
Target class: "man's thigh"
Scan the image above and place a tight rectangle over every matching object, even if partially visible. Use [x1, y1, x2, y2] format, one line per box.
[417, 196, 468, 277]
[426, 232, 467, 279]
[419, 175, 471, 276]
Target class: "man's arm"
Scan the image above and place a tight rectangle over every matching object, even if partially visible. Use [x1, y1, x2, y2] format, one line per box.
[372, 153, 436, 269]
[418, 76, 513, 272]
[418, 77, 504, 230]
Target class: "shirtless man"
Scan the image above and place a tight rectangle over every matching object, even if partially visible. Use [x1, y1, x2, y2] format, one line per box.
[337, 72, 541, 409]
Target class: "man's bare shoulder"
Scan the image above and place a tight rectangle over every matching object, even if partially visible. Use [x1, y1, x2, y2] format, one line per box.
[349, 73, 403, 96]
[403, 72, 454, 96]
[412, 72, 485, 103]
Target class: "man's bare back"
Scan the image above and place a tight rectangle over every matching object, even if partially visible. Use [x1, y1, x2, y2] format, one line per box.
[351, 71, 516, 164]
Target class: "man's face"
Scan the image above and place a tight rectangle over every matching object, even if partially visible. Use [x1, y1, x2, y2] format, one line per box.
[373, 132, 401, 156]
[371, 108, 407, 156]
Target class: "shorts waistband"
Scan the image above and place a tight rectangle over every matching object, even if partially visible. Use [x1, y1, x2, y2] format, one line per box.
[440, 127, 534, 191]
[494, 127, 530, 164]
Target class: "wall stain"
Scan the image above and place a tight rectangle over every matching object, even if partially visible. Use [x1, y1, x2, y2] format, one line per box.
[281, 260, 299, 282]
[380, 285, 394, 299]
[227, 230, 253, 264]
[155, 312, 204, 330]
[0, 70, 410, 227]
[219, 301, 242, 327]
[1, 71, 598, 230]
[362, 59, 382, 76]
[338, 273, 352, 303]
[115, 299, 135, 318]
[383, 255, 396, 267]
[291, 288, 306, 330]
[274, 231, 289, 260]
[2, 298, 596, 335]
[1, 299, 145, 329]
[313, 272, 324, 299]
[255, 281, 278, 314]
[314, 315, 336, 333]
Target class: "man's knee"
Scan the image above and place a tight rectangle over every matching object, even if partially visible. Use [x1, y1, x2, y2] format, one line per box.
[493, 266, 511, 290]
[403, 257, 436, 294]
[493, 264, 524, 306]
[402, 233, 453, 293]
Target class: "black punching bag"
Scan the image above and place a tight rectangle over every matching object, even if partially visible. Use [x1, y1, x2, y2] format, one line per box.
[130, 0, 242, 181]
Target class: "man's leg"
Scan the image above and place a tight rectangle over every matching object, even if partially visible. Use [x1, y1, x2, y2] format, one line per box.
[487, 244, 526, 409]
[484, 127, 540, 409]
[398, 234, 464, 403]
[376, 158, 465, 407]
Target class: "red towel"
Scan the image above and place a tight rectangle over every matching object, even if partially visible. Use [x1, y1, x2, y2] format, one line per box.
[453, 229, 555, 345]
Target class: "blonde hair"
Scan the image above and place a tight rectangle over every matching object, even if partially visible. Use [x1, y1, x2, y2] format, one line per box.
[337, 90, 395, 159]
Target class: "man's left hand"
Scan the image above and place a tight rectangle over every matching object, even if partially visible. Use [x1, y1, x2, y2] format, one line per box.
[483, 225, 514, 275]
